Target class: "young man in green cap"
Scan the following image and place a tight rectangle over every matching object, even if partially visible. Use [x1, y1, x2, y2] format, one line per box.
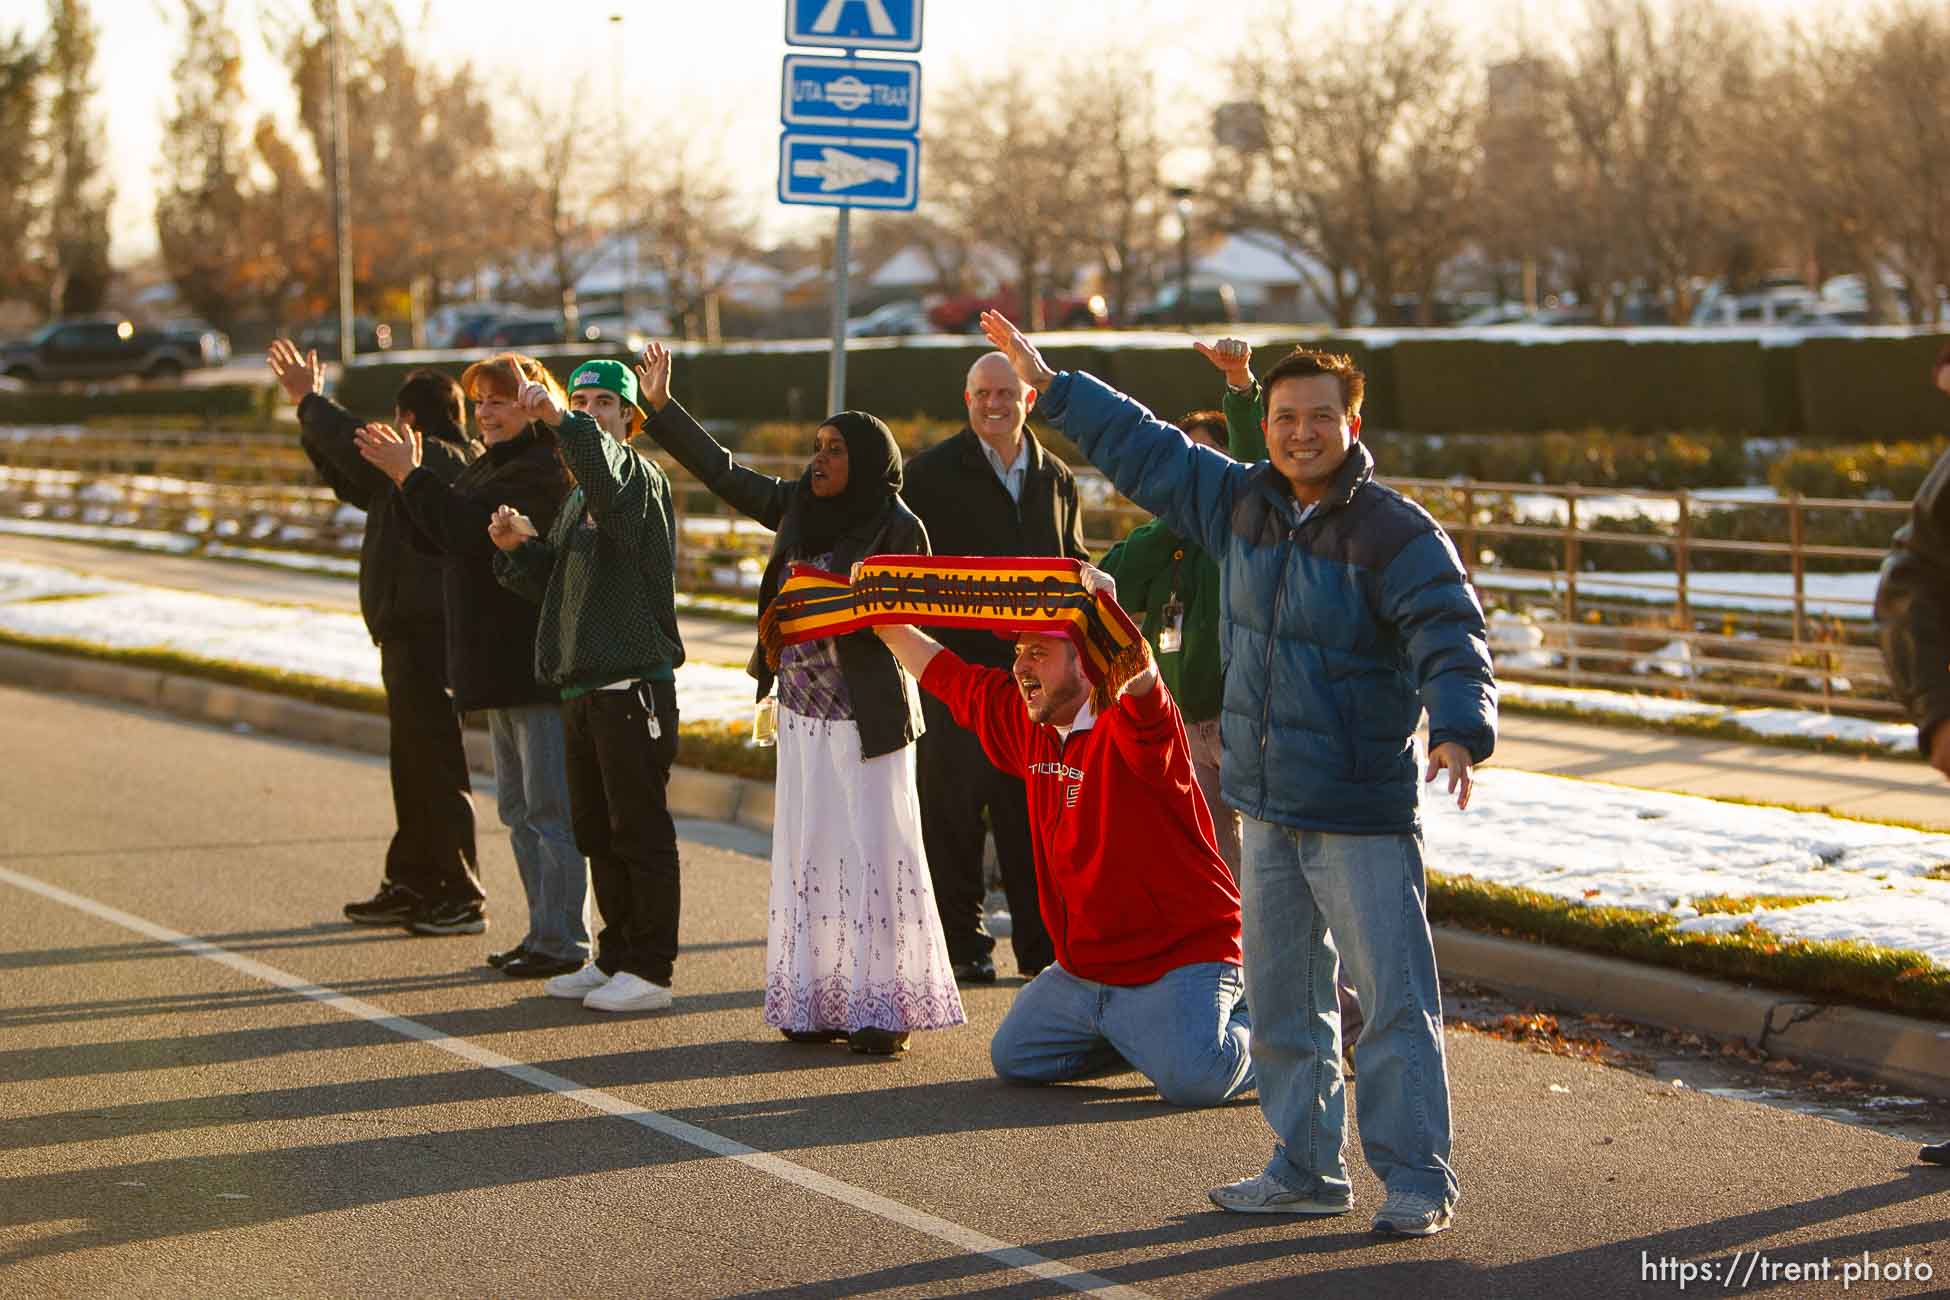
[490, 358, 687, 1013]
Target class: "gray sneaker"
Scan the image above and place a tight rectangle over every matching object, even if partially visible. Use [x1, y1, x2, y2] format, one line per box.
[1371, 1188, 1455, 1236]
[1208, 1172, 1353, 1216]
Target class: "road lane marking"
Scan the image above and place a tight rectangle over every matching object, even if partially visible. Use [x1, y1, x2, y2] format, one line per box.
[0, 864, 1156, 1298]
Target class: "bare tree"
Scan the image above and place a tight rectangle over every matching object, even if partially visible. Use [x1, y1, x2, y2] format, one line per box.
[634, 139, 760, 340]
[1212, 2, 1478, 327]
[0, 26, 44, 310]
[1060, 58, 1169, 324]
[1856, 3, 1950, 323]
[42, 0, 112, 315]
[156, 0, 253, 330]
[926, 69, 1091, 328]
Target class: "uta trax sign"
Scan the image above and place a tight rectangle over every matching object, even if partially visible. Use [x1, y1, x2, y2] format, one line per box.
[781, 55, 921, 132]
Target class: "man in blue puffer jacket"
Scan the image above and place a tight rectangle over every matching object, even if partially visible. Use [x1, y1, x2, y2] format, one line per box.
[978, 310, 1495, 1238]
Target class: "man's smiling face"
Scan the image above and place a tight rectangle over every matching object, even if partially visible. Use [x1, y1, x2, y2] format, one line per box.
[1263, 372, 1360, 505]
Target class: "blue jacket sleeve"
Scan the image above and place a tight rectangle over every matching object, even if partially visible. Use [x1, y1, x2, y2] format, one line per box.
[1376, 528, 1498, 763]
[1038, 371, 1248, 563]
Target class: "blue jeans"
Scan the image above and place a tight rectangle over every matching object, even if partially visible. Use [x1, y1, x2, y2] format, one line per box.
[989, 961, 1253, 1108]
[486, 704, 589, 962]
[1238, 815, 1457, 1205]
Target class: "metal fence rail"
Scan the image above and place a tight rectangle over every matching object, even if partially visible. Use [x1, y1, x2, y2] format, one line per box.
[0, 432, 1912, 719]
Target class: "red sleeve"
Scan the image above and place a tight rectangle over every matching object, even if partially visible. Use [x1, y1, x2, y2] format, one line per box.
[1108, 679, 1189, 781]
[919, 650, 1031, 775]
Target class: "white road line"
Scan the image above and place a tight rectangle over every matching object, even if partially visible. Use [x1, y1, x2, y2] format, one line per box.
[0, 864, 1156, 1299]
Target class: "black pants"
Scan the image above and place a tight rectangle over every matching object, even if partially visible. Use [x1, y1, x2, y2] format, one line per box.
[561, 681, 681, 986]
[378, 625, 481, 904]
[915, 692, 1053, 973]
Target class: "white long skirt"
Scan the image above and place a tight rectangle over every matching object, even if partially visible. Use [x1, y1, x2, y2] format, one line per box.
[765, 707, 966, 1034]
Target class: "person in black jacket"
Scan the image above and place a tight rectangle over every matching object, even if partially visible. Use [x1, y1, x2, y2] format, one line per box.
[1872, 337, 1950, 1170]
[899, 351, 1090, 984]
[633, 342, 964, 1056]
[266, 339, 483, 931]
[353, 353, 588, 974]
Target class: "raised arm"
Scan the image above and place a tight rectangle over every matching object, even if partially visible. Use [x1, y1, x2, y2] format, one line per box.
[872, 622, 945, 682]
[978, 311, 1245, 562]
[1196, 337, 1268, 462]
[270, 338, 386, 508]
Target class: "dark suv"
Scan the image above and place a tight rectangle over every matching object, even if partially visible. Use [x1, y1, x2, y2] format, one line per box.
[0, 317, 229, 383]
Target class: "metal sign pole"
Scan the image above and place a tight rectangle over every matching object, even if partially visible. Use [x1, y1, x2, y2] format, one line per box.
[827, 204, 850, 414]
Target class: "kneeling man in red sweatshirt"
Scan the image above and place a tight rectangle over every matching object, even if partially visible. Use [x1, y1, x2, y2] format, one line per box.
[873, 566, 1253, 1108]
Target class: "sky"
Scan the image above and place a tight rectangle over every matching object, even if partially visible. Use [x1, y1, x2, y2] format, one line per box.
[0, 0, 1862, 264]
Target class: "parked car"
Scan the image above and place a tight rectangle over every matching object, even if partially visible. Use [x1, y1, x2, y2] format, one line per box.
[0, 317, 229, 384]
[579, 310, 674, 350]
[1132, 283, 1240, 326]
[426, 301, 523, 350]
[927, 289, 1108, 333]
[846, 300, 931, 337]
[483, 314, 572, 347]
[295, 316, 393, 359]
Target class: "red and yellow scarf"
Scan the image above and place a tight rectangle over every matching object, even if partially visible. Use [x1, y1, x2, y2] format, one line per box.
[759, 555, 1150, 706]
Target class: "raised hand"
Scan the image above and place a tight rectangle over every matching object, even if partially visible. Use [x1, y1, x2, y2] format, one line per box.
[1425, 740, 1476, 811]
[265, 338, 323, 406]
[1193, 337, 1254, 389]
[1076, 561, 1118, 602]
[354, 422, 421, 486]
[488, 503, 538, 552]
[518, 380, 564, 429]
[635, 343, 673, 412]
[977, 309, 1057, 392]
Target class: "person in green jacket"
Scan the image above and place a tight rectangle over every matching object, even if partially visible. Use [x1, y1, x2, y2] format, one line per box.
[490, 359, 686, 1015]
[1099, 407, 1239, 871]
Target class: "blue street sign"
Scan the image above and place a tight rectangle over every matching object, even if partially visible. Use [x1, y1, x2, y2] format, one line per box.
[778, 132, 919, 210]
[781, 55, 921, 133]
[784, 0, 922, 52]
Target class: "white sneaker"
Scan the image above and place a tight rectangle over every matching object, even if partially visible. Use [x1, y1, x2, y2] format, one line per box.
[583, 971, 673, 1013]
[544, 965, 611, 999]
[1208, 1171, 1353, 1216]
[1371, 1188, 1455, 1236]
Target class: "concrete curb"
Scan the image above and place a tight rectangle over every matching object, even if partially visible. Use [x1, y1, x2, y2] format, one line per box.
[6, 642, 1947, 1099]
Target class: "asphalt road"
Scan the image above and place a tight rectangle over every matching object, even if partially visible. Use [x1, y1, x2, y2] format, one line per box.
[3, 686, 1946, 1298]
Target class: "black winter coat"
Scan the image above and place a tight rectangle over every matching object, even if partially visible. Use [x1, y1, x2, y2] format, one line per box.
[901, 426, 1090, 667]
[646, 398, 929, 760]
[1877, 445, 1950, 752]
[398, 427, 571, 712]
[298, 392, 477, 643]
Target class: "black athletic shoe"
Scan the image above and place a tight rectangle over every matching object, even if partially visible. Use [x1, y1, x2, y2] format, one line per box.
[501, 952, 584, 979]
[405, 899, 488, 936]
[952, 956, 997, 985]
[344, 883, 418, 926]
[1922, 1141, 1950, 1166]
[486, 945, 528, 970]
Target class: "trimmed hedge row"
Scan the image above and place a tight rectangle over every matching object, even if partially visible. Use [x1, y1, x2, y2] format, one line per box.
[0, 383, 277, 425]
[313, 331, 1948, 440]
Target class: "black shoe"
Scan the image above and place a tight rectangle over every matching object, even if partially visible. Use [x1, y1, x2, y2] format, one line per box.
[501, 951, 584, 979]
[781, 1028, 849, 1044]
[486, 944, 528, 970]
[344, 883, 418, 926]
[849, 1028, 911, 1055]
[1923, 1141, 1950, 1166]
[952, 956, 997, 985]
[405, 899, 488, 936]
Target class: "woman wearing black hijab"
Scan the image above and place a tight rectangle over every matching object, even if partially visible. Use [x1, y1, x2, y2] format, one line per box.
[633, 344, 963, 1056]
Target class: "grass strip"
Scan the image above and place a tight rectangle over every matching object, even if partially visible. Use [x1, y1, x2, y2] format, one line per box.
[1689, 893, 1840, 915]
[1429, 870, 1950, 1022]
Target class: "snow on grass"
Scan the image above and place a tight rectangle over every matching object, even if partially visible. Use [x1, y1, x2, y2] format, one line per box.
[0, 516, 199, 554]
[0, 556, 759, 723]
[1424, 768, 1950, 968]
[1475, 569, 1879, 619]
[1499, 681, 1918, 752]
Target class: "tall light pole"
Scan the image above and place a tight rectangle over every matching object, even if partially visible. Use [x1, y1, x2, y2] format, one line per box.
[610, 13, 632, 330]
[1171, 186, 1195, 329]
[327, 0, 354, 364]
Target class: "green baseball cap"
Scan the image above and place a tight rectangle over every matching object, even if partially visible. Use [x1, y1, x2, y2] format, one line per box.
[567, 358, 641, 413]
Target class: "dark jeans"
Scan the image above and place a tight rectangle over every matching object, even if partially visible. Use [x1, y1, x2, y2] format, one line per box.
[561, 681, 681, 986]
[915, 692, 1052, 973]
[378, 625, 481, 905]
